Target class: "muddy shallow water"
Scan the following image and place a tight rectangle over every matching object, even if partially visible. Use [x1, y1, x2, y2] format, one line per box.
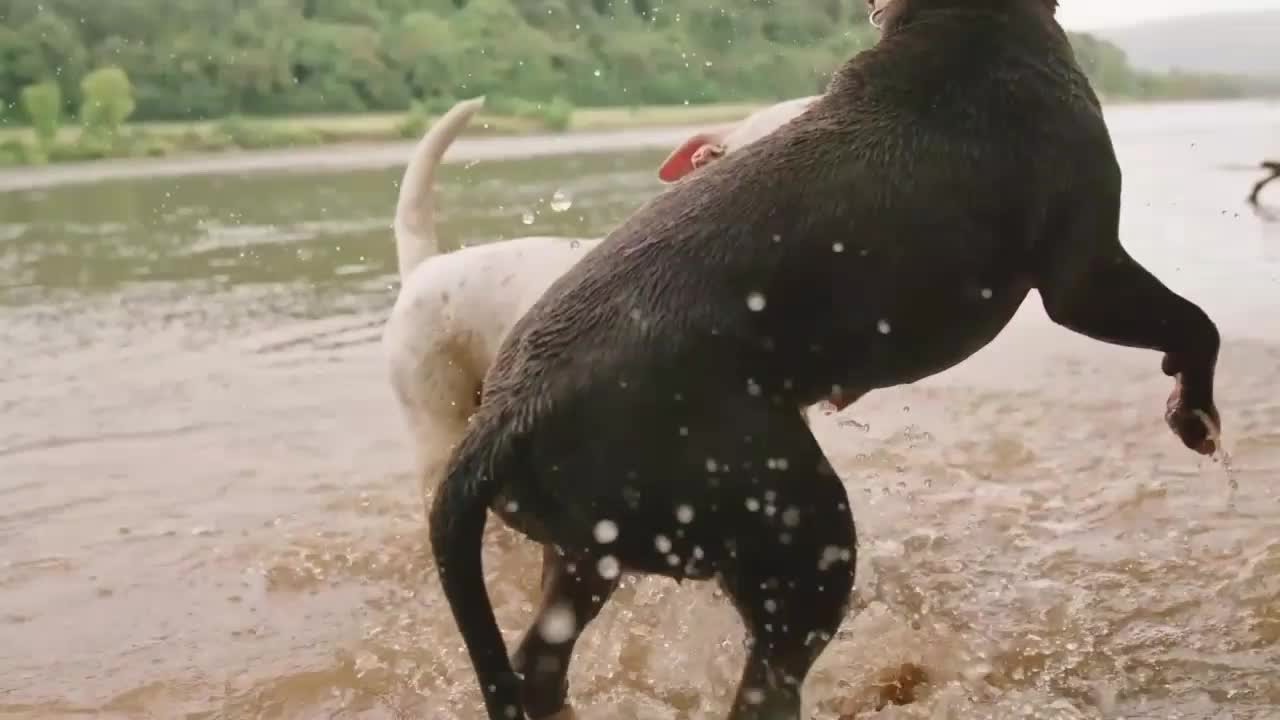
[1, 100, 1279, 719]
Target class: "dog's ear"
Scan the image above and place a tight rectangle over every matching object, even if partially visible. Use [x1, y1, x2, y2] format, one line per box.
[657, 132, 720, 183]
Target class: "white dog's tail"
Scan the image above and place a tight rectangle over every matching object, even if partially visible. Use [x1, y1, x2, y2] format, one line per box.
[393, 96, 486, 280]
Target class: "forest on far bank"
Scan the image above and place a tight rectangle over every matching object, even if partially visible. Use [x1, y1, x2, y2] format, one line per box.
[1, 0, 1269, 127]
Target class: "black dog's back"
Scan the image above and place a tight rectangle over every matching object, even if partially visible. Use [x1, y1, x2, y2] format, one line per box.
[483, 0, 1101, 424]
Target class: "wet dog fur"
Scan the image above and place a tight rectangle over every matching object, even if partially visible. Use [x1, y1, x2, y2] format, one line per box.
[429, 1, 1223, 718]
[383, 96, 819, 503]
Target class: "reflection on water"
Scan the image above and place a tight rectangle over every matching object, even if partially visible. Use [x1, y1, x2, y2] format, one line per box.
[0, 151, 654, 301]
[1, 100, 1279, 719]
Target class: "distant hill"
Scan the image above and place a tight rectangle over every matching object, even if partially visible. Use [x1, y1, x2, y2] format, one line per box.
[1095, 11, 1280, 78]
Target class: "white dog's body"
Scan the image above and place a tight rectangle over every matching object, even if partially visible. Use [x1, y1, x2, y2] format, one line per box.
[383, 96, 818, 497]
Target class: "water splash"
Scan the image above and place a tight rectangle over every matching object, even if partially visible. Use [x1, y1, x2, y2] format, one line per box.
[549, 190, 573, 212]
[593, 519, 620, 544]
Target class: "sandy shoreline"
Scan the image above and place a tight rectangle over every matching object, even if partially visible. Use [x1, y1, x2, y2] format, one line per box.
[0, 124, 710, 194]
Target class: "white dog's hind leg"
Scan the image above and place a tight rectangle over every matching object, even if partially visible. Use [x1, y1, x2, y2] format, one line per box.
[389, 342, 481, 506]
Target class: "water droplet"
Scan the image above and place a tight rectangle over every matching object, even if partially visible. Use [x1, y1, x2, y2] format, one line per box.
[504, 500, 519, 513]
[764, 599, 778, 613]
[746, 292, 767, 311]
[705, 458, 719, 472]
[832, 242, 845, 253]
[745, 497, 761, 512]
[743, 688, 766, 705]
[654, 534, 673, 553]
[678, 426, 689, 436]
[980, 287, 994, 299]
[676, 505, 695, 524]
[666, 554, 682, 566]
[596, 555, 620, 580]
[593, 519, 619, 544]
[550, 190, 573, 212]
[593, 69, 602, 77]
[781, 507, 801, 527]
[520, 210, 536, 225]
[818, 545, 846, 571]
[538, 603, 577, 644]
[877, 319, 892, 334]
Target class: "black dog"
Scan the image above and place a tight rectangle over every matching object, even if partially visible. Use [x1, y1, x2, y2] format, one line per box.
[1249, 160, 1279, 205]
[430, 1, 1222, 718]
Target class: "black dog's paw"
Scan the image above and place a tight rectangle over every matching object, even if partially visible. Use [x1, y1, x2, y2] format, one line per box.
[1165, 381, 1220, 456]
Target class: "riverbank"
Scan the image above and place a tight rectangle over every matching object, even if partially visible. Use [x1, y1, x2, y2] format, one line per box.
[0, 123, 726, 193]
[3, 97, 1275, 195]
[0, 93, 1240, 173]
[0, 102, 763, 172]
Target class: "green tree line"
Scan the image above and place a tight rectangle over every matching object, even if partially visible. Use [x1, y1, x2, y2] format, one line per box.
[0, 0, 1257, 128]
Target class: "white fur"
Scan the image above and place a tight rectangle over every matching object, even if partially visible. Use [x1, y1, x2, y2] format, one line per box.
[382, 96, 820, 500]
[720, 96, 819, 151]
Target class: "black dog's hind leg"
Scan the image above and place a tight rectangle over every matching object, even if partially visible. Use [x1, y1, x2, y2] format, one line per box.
[511, 544, 620, 718]
[1036, 188, 1221, 453]
[719, 450, 856, 720]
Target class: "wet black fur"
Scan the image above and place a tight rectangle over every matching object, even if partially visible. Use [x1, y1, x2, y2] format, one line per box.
[429, 1, 1221, 718]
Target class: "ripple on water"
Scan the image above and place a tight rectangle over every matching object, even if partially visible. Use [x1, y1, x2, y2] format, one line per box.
[0, 222, 25, 244]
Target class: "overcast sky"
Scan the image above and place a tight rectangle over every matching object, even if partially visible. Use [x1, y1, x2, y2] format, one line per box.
[1056, 0, 1280, 29]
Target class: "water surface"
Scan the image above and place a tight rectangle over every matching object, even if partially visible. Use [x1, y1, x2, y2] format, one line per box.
[1, 100, 1279, 719]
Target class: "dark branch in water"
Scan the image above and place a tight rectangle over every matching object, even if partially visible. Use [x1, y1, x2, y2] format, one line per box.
[1249, 160, 1280, 205]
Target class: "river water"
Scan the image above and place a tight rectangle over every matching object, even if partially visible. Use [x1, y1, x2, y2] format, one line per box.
[1, 100, 1278, 720]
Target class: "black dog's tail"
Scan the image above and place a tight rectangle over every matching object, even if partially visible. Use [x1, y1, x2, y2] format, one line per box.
[429, 419, 527, 720]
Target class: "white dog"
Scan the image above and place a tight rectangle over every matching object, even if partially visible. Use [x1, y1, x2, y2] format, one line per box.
[383, 96, 818, 499]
